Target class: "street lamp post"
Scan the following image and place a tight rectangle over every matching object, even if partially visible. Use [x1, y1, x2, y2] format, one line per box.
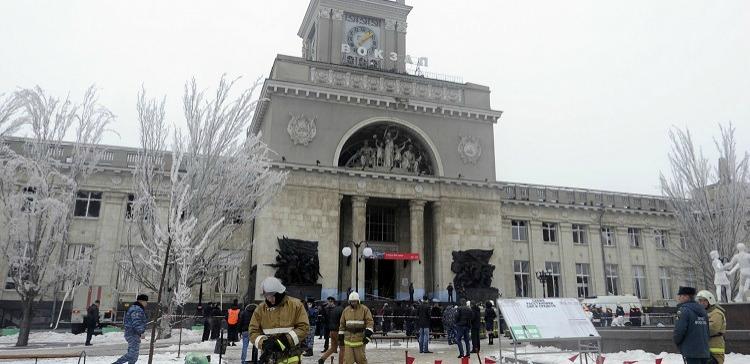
[536, 269, 552, 298]
[342, 240, 373, 295]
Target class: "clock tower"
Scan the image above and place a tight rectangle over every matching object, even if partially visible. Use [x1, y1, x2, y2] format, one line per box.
[298, 0, 412, 72]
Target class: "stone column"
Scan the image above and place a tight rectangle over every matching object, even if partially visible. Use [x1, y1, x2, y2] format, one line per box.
[432, 201, 447, 301]
[409, 200, 426, 299]
[352, 196, 368, 299]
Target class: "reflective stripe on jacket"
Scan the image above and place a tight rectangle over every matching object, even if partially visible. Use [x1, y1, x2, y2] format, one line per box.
[707, 305, 726, 354]
[249, 295, 310, 353]
[339, 304, 374, 347]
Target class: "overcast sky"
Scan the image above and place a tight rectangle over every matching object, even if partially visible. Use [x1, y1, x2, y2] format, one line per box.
[1, 0, 748, 195]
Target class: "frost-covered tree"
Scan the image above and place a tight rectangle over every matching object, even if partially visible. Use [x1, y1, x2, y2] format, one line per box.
[119, 76, 286, 359]
[660, 124, 750, 299]
[0, 86, 113, 347]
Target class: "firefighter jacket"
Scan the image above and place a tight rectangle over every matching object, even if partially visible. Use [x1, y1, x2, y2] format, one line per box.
[249, 295, 310, 352]
[707, 304, 726, 354]
[338, 303, 374, 347]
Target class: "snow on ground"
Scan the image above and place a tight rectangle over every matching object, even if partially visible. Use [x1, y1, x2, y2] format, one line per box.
[0, 328, 203, 347]
[0, 352, 227, 364]
[497, 346, 750, 364]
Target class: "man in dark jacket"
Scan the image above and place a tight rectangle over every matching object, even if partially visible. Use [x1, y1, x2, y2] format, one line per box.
[240, 303, 257, 364]
[114, 294, 149, 364]
[454, 299, 473, 358]
[201, 302, 212, 342]
[210, 303, 222, 340]
[470, 303, 481, 353]
[85, 300, 100, 346]
[417, 297, 433, 354]
[319, 298, 344, 364]
[673, 286, 710, 364]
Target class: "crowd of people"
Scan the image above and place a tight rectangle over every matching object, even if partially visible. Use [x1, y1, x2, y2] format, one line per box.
[583, 304, 643, 327]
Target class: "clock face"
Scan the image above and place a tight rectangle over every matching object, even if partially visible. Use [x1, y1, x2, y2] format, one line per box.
[347, 25, 378, 51]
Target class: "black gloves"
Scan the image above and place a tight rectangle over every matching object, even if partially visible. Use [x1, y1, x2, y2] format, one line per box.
[363, 329, 373, 345]
[262, 334, 291, 353]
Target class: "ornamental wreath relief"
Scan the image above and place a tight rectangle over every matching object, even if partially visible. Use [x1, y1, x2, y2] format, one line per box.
[287, 113, 317, 146]
[457, 135, 482, 164]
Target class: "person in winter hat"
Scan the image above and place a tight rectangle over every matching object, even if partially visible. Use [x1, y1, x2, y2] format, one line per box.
[338, 292, 374, 364]
[113, 294, 149, 364]
[697, 290, 727, 364]
[249, 277, 310, 364]
[673, 286, 710, 364]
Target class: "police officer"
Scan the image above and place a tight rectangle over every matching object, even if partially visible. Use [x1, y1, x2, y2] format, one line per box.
[249, 277, 310, 364]
[338, 292, 374, 364]
[697, 290, 727, 364]
[113, 294, 149, 364]
[673, 286, 711, 364]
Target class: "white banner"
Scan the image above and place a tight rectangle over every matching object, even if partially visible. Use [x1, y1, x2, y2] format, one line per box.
[497, 298, 600, 340]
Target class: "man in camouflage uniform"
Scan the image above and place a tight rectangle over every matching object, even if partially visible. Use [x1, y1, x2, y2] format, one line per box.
[250, 277, 310, 364]
[338, 292, 374, 364]
[113, 294, 149, 364]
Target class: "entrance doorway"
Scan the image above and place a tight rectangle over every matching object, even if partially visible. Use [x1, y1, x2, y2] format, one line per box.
[364, 260, 396, 299]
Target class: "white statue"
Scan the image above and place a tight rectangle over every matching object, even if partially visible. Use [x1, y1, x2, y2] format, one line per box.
[728, 243, 750, 302]
[710, 250, 732, 303]
[383, 128, 398, 169]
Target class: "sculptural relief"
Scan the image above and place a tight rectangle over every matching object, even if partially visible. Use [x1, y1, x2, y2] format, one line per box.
[339, 124, 434, 175]
[287, 113, 317, 146]
[457, 135, 482, 164]
[268, 237, 321, 285]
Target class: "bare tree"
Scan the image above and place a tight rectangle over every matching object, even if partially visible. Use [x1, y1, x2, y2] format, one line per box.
[0, 86, 113, 346]
[660, 124, 750, 299]
[119, 76, 286, 361]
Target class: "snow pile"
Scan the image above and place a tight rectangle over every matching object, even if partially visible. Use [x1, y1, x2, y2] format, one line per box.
[0, 328, 203, 346]
[0, 352, 227, 364]
[502, 348, 750, 364]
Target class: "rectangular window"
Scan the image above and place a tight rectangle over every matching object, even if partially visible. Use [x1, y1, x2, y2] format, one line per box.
[21, 187, 37, 213]
[511, 220, 528, 241]
[601, 226, 616, 246]
[513, 260, 531, 297]
[545, 261, 562, 298]
[633, 265, 648, 299]
[628, 228, 641, 247]
[655, 230, 668, 249]
[61, 244, 94, 292]
[659, 267, 672, 299]
[366, 206, 396, 242]
[116, 247, 151, 294]
[542, 222, 558, 243]
[572, 224, 587, 245]
[215, 250, 241, 294]
[576, 263, 590, 298]
[685, 268, 696, 288]
[74, 191, 102, 218]
[605, 264, 619, 295]
[125, 194, 134, 220]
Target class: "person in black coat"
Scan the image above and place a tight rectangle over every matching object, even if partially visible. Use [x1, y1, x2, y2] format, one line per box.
[454, 299, 473, 358]
[673, 286, 710, 364]
[416, 297, 433, 353]
[447, 283, 454, 303]
[201, 302, 212, 342]
[484, 301, 497, 345]
[470, 303, 481, 353]
[210, 303, 222, 340]
[240, 303, 258, 364]
[85, 300, 100, 346]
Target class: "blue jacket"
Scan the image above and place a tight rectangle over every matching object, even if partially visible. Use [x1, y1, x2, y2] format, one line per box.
[673, 300, 710, 359]
[123, 302, 148, 336]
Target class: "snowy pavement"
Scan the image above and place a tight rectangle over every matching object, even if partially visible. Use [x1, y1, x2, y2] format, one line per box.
[1, 331, 749, 364]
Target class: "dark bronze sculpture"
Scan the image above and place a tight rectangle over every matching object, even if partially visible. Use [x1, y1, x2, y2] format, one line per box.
[267, 236, 321, 285]
[451, 249, 498, 301]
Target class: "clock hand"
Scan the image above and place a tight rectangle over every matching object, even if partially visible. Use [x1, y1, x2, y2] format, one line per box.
[358, 31, 374, 47]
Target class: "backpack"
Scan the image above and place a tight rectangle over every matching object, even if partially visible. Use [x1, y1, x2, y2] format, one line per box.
[227, 308, 240, 325]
